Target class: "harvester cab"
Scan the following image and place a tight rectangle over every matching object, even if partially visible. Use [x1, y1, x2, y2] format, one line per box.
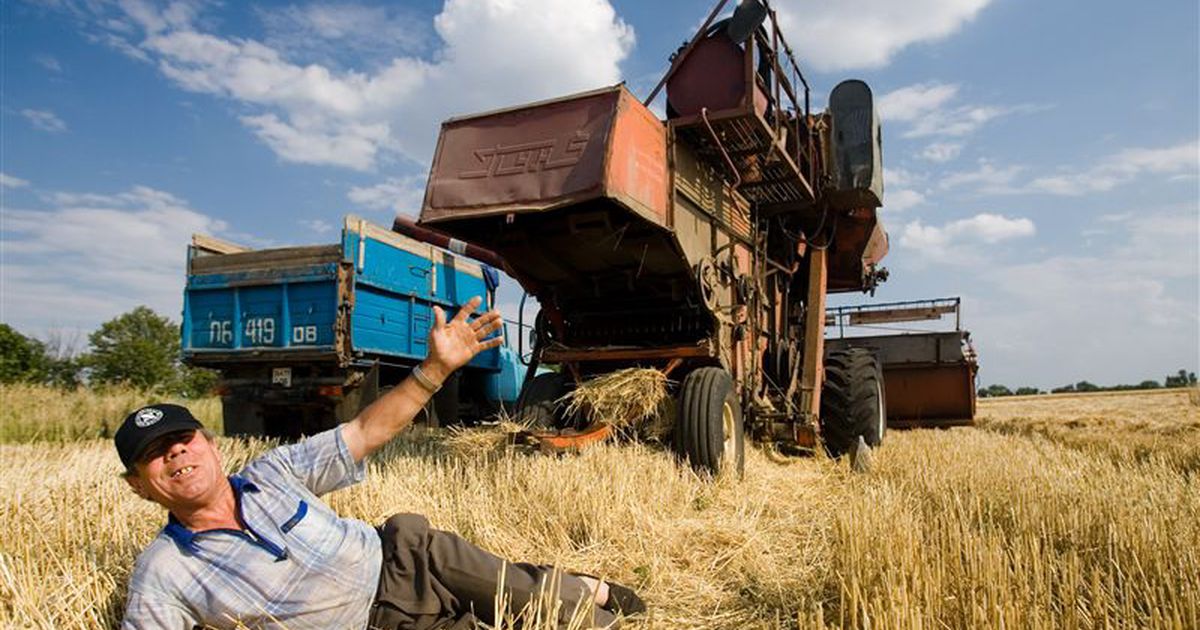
[410, 0, 890, 474]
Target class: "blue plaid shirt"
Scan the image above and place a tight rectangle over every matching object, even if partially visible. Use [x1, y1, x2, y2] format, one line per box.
[121, 427, 382, 629]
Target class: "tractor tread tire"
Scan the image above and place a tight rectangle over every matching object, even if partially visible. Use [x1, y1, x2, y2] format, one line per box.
[820, 348, 886, 458]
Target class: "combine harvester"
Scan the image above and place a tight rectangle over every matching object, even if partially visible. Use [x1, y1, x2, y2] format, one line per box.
[826, 297, 979, 428]
[403, 0, 892, 474]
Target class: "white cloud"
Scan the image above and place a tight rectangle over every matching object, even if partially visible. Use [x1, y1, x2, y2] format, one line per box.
[85, 0, 634, 171]
[899, 212, 1034, 263]
[0, 185, 227, 333]
[21, 108, 68, 133]
[257, 3, 431, 65]
[920, 141, 963, 162]
[939, 160, 1023, 193]
[1027, 139, 1199, 195]
[347, 175, 428, 217]
[878, 83, 959, 122]
[971, 206, 1198, 387]
[884, 188, 924, 212]
[33, 54, 63, 72]
[300, 219, 334, 234]
[884, 166, 918, 188]
[1, 173, 30, 189]
[774, 0, 992, 72]
[877, 82, 1035, 143]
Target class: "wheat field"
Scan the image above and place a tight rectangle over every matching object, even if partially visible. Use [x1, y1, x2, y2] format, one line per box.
[0, 385, 1197, 629]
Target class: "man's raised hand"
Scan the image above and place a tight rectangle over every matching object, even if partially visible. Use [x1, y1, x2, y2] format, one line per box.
[425, 296, 504, 383]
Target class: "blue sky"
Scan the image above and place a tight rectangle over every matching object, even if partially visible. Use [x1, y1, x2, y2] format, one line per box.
[2, 0, 1197, 389]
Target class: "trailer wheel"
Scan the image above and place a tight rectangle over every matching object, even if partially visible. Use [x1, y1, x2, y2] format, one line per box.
[515, 373, 568, 428]
[820, 348, 886, 457]
[676, 367, 744, 477]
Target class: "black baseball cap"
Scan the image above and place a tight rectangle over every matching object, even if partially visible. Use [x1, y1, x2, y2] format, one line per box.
[115, 403, 204, 469]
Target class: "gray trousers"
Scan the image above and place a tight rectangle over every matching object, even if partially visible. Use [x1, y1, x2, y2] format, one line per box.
[368, 513, 618, 630]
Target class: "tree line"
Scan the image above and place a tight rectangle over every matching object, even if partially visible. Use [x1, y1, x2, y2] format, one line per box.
[0, 306, 216, 397]
[978, 370, 1198, 398]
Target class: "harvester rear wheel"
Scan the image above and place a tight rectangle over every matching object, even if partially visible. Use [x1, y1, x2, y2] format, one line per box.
[515, 373, 568, 429]
[820, 348, 886, 457]
[676, 367, 744, 476]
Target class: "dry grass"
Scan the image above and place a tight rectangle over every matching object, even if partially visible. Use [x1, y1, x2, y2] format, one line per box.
[562, 369, 669, 431]
[1, 387, 1197, 629]
[0, 383, 221, 443]
[977, 388, 1200, 473]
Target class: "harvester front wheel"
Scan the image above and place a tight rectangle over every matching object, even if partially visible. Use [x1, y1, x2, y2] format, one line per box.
[820, 348, 886, 457]
[677, 367, 744, 477]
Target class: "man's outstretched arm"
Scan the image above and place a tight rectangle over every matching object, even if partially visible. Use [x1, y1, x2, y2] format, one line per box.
[341, 296, 503, 463]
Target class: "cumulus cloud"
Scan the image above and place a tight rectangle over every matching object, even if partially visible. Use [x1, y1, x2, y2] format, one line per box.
[939, 160, 1023, 193]
[884, 188, 925, 212]
[300, 219, 335, 234]
[877, 82, 1035, 140]
[0, 185, 227, 333]
[970, 205, 1197, 387]
[347, 175, 428, 217]
[257, 3, 432, 66]
[941, 139, 1199, 197]
[1028, 139, 1199, 195]
[21, 108, 68, 133]
[1, 173, 30, 189]
[899, 212, 1034, 263]
[877, 83, 959, 121]
[920, 141, 963, 162]
[774, 0, 992, 72]
[82, 0, 634, 171]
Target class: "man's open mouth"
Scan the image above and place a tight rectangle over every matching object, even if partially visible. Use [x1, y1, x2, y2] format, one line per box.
[171, 466, 195, 479]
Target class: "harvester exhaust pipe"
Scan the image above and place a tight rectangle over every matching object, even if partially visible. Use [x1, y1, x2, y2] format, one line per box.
[392, 215, 509, 272]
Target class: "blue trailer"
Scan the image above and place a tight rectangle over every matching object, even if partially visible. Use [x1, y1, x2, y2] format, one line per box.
[182, 215, 529, 438]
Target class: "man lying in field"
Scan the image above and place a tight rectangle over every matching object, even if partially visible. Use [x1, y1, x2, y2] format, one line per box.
[115, 296, 644, 629]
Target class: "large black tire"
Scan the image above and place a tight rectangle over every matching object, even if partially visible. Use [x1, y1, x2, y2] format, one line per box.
[820, 348, 886, 457]
[514, 372, 568, 428]
[676, 367, 745, 476]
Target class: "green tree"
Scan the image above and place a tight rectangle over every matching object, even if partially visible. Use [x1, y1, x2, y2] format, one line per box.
[1015, 386, 1041, 396]
[981, 384, 1013, 397]
[1165, 369, 1198, 388]
[0, 324, 49, 383]
[84, 306, 182, 390]
[179, 365, 219, 398]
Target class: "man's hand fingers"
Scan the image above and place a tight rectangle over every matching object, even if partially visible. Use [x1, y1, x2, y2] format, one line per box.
[477, 317, 503, 339]
[478, 336, 505, 351]
[471, 310, 501, 331]
[453, 296, 482, 325]
[433, 305, 446, 329]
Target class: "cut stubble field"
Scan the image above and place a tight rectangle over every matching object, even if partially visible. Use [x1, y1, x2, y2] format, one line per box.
[1, 386, 1197, 629]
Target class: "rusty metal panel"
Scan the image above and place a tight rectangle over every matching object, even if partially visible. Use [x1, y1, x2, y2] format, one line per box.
[882, 364, 976, 426]
[849, 304, 956, 326]
[606, 91, 670, 225]
[423, 87, 617, 221]
[422, 85, 669, 231]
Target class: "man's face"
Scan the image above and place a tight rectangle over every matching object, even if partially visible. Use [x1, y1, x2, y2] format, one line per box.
[125, 430, 226, 510]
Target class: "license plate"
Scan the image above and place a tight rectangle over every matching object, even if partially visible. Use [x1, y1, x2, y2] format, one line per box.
[272, 368, 292, 387]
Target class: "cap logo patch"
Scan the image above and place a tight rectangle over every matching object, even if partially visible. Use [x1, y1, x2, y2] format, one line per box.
[134, 408, 164, 428]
